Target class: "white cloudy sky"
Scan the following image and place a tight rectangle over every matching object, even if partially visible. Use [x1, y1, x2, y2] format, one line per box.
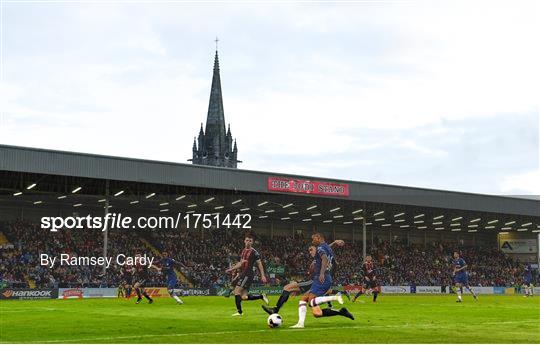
[0, 0, 538, 196]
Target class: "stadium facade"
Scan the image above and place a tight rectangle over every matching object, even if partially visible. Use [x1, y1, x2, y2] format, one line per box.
[1, 144, 539, 264]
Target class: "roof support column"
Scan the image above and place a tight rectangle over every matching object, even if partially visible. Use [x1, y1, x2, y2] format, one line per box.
[102, 180, 109, 276]
[362, 216, 367, 259]
[201, 221, 204, 241]
[537, 233, 540, 267]
[362, 202, 367, 258]
[406, 230, 410, 246]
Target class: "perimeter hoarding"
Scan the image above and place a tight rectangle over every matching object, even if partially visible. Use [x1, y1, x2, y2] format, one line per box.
[59, 288, 118, 299]
[1, 288, 59, 300]
[381, 286, 411, 294]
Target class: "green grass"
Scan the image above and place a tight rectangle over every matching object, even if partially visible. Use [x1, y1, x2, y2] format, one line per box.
[1, 295, 539, 343]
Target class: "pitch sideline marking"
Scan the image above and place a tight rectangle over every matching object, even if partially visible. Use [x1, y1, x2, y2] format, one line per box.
[10, 326, 366, 344]
[13, 321, 540, 344]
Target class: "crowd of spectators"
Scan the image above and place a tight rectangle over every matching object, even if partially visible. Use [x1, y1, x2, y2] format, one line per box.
[0, 221, 534, 289]
[0, 221, 161, 288]
[333, 241, 525, 287]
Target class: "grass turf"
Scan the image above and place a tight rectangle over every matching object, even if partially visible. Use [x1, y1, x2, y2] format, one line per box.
[1, 294, 539, 343]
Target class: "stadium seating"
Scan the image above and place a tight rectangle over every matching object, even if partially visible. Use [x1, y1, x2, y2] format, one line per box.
[0, 221, 532, 289]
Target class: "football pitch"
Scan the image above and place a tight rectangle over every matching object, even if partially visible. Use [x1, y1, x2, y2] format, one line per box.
[1, 295, 539, 343]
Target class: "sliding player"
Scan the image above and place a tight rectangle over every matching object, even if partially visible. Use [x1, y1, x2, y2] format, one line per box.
[523, 263, 534, 297]
[290, 233, 354, 328]
[225, 233, 269, 316]
[262, 239, 345, 315]
[452, 251, 477, 302]
[152, 251, 184, 304]
[352, 255, 380, 302]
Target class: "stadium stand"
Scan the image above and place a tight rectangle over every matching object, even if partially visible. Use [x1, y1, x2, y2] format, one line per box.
[0, 221, 533, 290]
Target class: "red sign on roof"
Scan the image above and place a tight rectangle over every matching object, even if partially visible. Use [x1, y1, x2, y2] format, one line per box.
[267, 177, 349, 197]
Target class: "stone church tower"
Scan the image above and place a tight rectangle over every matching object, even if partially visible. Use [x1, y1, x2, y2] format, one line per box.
[190, 50, 239, 168]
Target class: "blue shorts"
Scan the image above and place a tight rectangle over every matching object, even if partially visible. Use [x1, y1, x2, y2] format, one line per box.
[309, 276, 332, 296]
[523, 276, 532, 285]
[454, 273, 468, 285]
[167, 277, 178, 289]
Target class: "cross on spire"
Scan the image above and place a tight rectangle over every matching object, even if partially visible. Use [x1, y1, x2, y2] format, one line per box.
[214, 37, 219, 51]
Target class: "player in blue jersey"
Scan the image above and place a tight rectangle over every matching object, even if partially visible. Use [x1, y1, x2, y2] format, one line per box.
[262, 239, 346, 315]
[153, 251, 184, 304]
[452, 251, 477, 302]
[523, 263, 534, 297]
[290, 233, 354, 328]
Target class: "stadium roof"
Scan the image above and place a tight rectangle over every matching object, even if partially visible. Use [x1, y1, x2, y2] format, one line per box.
[1, 144, 539, 234]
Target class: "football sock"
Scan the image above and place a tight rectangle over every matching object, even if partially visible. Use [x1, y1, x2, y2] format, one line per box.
[135, 288, 142, 301]
[126, 287, 132, 297]
[373, 291, 378, 302]
[169, 290, 183, 303]
[275, 291, 290, 311]
[235, 295, 243, 314]
[321, 308, 341, 317]
[456, 287, 462, 300]
[247, 294, 263, 300]
[353, 291, 362, 300]
[142, 291, 152, 301]
[297, 301, 307, 326]
[309, 295, 339, 307]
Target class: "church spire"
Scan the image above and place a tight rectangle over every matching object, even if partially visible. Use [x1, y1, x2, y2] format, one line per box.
[204, 50, 226, 143]
[190, 43, 240, 168]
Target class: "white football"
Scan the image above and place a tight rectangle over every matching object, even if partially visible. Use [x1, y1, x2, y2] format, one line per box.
[267, 313, 282, 328]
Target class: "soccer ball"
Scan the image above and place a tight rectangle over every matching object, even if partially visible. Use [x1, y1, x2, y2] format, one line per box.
[267, 313, 282, 328]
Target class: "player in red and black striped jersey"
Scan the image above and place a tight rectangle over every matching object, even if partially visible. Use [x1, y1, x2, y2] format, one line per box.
[352, 255, 380, 302]
[120, 264, 134, 298]
[225, 233, 268, 316]
[133, 254, 154, 304]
